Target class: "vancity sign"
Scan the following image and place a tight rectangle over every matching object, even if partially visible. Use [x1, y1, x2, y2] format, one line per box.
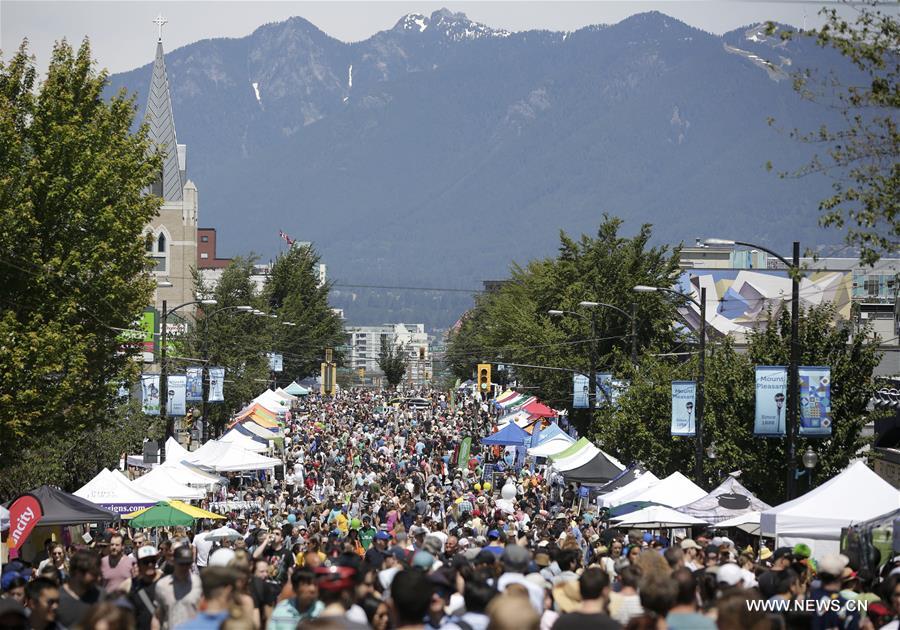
[8, 494, 43, 550]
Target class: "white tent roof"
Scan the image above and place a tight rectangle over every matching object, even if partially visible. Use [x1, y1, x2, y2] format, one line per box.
[253, 389, 290, 414]
[189, 440, 282, 472]
[528, 437, 575, 458]
[679, 476, 772, 524]
[599, 472, 661, 508]
[132, 466, 205, 501]
[160, 460, 227, 488]
[760, 461, 900, 556]
[612, 505, 709, 528]
[218, 429, 267, 453]
[237, 421, 280, 441]
[717, 511, 762, 535]
[628, 472, 707, 508]
[74, 469, 163, 509]
[165, 437, 191, 464]
[273, 388, 297, 402]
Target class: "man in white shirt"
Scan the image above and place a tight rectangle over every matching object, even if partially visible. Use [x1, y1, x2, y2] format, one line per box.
[193, 523, 214, 568]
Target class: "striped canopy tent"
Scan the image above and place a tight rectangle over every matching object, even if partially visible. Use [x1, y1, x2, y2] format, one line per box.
[496, 410, 531, 427]
[228, 404, 281, 431]
[234, 421, 279, 441]
[494, 390, 519, 405]
[253, 389, 291, 415]
[550, 438, 625, 473]
[496, 392, 537, 410]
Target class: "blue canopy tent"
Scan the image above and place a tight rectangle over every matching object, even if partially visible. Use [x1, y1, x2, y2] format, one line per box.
[533, 422, 572, 446]
[481, 423, 530, 447]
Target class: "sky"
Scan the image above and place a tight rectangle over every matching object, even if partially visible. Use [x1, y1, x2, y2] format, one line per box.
[2, 1, 862, 76]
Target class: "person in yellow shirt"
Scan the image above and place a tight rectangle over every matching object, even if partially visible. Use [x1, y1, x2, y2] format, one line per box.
[334, 505, 350, 535]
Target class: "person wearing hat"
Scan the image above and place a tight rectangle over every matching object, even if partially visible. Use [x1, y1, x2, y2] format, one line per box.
[153, 546, 202, 629]
[757, 547, 794, 600]
[809, 554, 861, 630]
[679, 539, 703, 572]
[364, 530, 392, 570]
[496, 545, 543, 614]
[313, 566, 369, 628]
[758, 546, 774, 567]
[120, 545, 162, 630]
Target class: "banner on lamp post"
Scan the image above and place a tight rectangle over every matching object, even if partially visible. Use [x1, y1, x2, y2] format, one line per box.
[671, 381, 697, 436]
[186, 367, 203, 401]
[572, 373, 589, 409]
[268, 353, 283, 372]
[755, 366, 788, 436]
[141, 375, 160, 416]
[8, 494, 43, 550]
[208, 368, 225, 402]
[166, 375, 187, 416]
[457, 436, 472, 471]
[596, 373, 628, 407]
[799, 366, 832, 437]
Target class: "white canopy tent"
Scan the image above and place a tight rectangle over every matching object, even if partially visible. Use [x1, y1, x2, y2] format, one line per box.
[218, 429, 268, 453]
[598, 472, 661, 509]
[549, 438, 625, 473]
[273, 388, 297, 402]
[161, 460, 227, 488]
[627, 472, 707, 508]
[528, 437, 575, 458]
[165, 437, 191, 464]
[253, 390, 291, 415]
[611, 505, 709, 528]
[132, 466, 205, 501]
[189, 440, 282, 472]
[74, 469, 163, 513]
[679, 476, 772, 524]
[760, 461, 900, 559]
[717, 511, 762, 535]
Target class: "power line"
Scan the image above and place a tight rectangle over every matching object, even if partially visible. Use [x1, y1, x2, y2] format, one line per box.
[331, 282, 483, 294]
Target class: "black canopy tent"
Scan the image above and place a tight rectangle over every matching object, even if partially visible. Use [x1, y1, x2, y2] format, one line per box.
[594, 465, 643, 494]
[561, 451, 624, 485]
[5, 485, 118, 525]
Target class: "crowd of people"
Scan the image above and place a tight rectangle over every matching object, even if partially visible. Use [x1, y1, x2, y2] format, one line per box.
[1, 388, 899, 630]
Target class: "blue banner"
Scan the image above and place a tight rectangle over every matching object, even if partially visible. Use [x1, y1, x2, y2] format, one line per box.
[671, 381, 697, 436]
[186, 367, 203, 401]
[140, 374, 160, 416]
[573, 373, 589, 409]
[799, 366, 832, 437]
[755, 366, 788, 436]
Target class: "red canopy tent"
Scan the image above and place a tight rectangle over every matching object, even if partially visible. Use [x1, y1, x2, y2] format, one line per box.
[523, 401, 558, 418]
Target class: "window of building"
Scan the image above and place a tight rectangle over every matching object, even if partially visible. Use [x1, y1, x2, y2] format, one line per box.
[201, 235, 209, 243]
[157, 233, 166, 253]
[145, 233, 153, 252]
[152, 256, 167, 272]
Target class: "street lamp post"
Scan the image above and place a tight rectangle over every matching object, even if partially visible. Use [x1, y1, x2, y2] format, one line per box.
[634, 284, 707, 484]
[802, 446, 818, 492]
[159, 298, 216, 448]
[707, 238, 801, 500]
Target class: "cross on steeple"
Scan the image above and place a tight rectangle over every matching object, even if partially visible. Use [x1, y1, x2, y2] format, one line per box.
[152, 14, 168, 42]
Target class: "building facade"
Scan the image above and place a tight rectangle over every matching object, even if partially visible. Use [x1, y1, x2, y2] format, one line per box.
[345, 323, 432, 387]
[143, 33, 199, 316]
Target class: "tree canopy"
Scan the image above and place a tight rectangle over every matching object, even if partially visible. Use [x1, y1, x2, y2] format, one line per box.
[0, 39, 161, 495]
[379, 337, 408, 387]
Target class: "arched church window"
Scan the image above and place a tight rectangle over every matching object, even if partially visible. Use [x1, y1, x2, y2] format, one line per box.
[157, 233, 166, 253]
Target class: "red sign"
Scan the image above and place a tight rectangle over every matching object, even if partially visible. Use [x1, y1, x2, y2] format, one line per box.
[8, 494, 43, 550]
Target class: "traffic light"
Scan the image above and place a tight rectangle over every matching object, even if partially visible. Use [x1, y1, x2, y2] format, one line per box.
[477, 363, 492, 399]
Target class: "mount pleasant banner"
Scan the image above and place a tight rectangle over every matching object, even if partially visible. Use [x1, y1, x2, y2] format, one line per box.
[141, 374, 160, 416]
[671, 381, 697, 436]
[573, 373, 589, 409]
[799, 366, 832, 437]
[167, 375, 187, 416]
[755, 366, 788, 436]
[186, 367, 203, 401]
[208, 367, 225, 402]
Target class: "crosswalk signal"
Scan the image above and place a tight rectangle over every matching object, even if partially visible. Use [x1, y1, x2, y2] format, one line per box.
[477, 363, 492, 399]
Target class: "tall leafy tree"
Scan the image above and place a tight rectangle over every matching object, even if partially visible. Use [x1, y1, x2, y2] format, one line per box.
[768, 6, 899, 264]
[593, 304, 881, 503]
[447, 216, 682, 416]
[0, 39, 160, 494]
[379, 337, 408, 387]
[264, 244, 345, 383]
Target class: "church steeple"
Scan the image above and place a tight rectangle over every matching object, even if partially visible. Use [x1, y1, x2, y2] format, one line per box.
[145, 15, 184, 202]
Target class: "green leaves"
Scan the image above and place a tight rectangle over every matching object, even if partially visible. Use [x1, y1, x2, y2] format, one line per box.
[379, 337, 408, 387]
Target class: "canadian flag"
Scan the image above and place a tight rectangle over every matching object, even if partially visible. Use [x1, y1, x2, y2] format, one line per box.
[8, 494, 43, 550]
[278, 230, 295, 246]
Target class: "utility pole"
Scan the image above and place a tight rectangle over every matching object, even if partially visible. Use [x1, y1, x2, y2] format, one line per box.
[631, 302, 638, 366]
[695, 286, 707, 484]
[160, 300, 172, 443]
[787, 241, 801, 500]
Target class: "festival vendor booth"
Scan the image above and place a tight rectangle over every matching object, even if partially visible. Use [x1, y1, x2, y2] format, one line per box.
[253, 389, 292, 416]
[679, 475, 771, 525]
[716, 511, 763, 535]
[218, 428, 268, 453]
[526, 425, 575, 459]
[157, 438, 227, 489]
[123, 500, 225, 528]
[4, 486, 118, 563]
[74, 469, 162, 514]
[549, 438, 625, 474]
[187, 440, 283, 473]
[760, 460, 900, 559]
[481, 422, 530, 447]
[611, 505, 709, 529]
[626, 471, 707, 508]
[283, 381, 310, 396]
[132, 466, 206, 501]
[598, 471, 661, 508]
[522, 401, 558, 418]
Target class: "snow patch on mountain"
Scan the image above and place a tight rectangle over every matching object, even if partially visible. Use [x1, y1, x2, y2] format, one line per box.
[252, 81, 261, 103]
[393, 8, 511, 40]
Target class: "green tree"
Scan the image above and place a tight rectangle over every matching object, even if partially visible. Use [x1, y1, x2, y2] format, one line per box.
[263, 244, 345, 383]
[593, 304, 880, 503]
[768, 6, 899, 264]
[186, 257, 271, 434]
[379, 337, 408, 387]
[0, 39, 160, 495]
[446, 216, 682, 418]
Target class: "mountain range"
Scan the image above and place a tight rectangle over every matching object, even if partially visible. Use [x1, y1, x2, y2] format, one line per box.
[106, 9, 857, 328]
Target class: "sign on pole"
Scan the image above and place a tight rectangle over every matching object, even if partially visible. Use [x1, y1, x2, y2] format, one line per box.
[186, 367, 203, 401]
[8, 494, 43, 550]
[671, 381, 697, 436]
[572, 373, 589, 409]
[457, 437, 472, 471]
[754, 366, 788, 436]
[596, 373, 629, 408]
[208, 367, 225, 402]
[799, 366, 832, 437]
[166, 375, 187, 416]
[267, 353, 283, 372]
[141, 375, 161, 416]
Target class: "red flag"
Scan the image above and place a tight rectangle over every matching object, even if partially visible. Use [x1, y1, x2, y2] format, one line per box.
[8, 494, 43, 550]
[278, 230, 295, 246]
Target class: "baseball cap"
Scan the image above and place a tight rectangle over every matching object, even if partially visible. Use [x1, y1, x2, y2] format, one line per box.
[173, 546, 194, 565]
[487, 529, 500, 539]
[374, 531, 392, 541]
[818, 553, 850, 577]
[137, 545, 159, 561]
[208, 548, 236, 567]
[773, 547, 794, 561]
[315, 566, 356, 591]
[680, 539, 702, 550]
[474, 550, 497, 565]
[717, 563, 744, 586]
[412, 551, 435, 570]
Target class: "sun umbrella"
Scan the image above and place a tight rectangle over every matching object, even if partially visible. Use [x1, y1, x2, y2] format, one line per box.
[207, 526, 243, 542]
[125, 502, 195, 528]
[167, 501, 226, 520]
